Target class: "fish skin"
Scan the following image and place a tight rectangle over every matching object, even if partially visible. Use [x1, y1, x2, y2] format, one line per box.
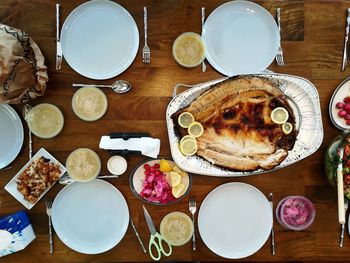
[173, 76, 298, 171]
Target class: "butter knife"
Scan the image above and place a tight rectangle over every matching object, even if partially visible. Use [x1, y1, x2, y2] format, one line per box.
[56, 3, 62, 70]
[201, 7, 206, 72]
[130, 217, 147, 253]
[269, 193, 276, 255]
[342, 8, 350, 71]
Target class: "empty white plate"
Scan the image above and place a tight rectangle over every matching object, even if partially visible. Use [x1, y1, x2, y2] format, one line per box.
[202, 0, 279, 76]
[61, 0, 139, 79]
[198, 182, 272, 259]
[51, 179, 129, 254]
[0, 104, 23, 169]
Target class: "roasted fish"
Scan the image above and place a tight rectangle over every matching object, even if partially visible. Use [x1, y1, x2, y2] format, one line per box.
[172, 76, 298, 171]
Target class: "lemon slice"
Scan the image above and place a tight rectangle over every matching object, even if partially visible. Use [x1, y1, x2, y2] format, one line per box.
[282, 122, 293, 135]
[180, 135, 196, 144]
[270, 107, 289, 124]
[172, 183, 186, 198]
[169, 171, 182, 187]
[188, 121, 204, 137]
[160, 159, 173, 172]
[173, 165, 187, 177]
[178, 112, 195, 128]
[179, 139, 197, 156]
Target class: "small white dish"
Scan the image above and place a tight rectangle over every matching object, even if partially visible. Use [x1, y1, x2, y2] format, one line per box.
[107, 155, 127, 175]
[329, 77, 350, 130]
[4, 148, 66, 209]
[51, 179, 129, 254]
[202, 0, 279, 76]
[0, 104, 23, 169]
[61, 0, 139, 79]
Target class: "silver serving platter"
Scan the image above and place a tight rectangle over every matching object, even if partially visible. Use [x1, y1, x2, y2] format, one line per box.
[166, 73, 324, 177]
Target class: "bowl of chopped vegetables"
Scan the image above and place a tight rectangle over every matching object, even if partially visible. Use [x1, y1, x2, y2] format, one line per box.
[129, 158, 192, 205]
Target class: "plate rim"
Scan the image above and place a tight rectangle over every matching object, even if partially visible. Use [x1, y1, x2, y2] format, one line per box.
[0, 104, 24, 169]
[198, 182, 272, 259]
[202, 0, 279, 76]
[51, 179, 129, 254]
[60, 0, 139, 80]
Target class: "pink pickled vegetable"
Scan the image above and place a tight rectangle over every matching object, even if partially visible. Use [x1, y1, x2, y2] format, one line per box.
[140, 163, 176, 204]
[282, 198, 312, 227]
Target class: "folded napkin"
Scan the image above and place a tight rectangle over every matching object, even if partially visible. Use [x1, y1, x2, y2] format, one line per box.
[99, 136, 160, 158]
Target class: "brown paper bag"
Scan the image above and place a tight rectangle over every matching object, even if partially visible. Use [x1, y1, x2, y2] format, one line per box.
[0, 24, 48, 104]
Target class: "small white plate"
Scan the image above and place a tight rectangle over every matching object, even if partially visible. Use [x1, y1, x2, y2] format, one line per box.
[4, 148, 66, 209]
[0, 104, 23, 169]
[51, 179, 129, 254]
[61, 0, 139, 79]
[198, 182, 272, 259]
[202, 0, 279, 76]
[329, 77, 350, 130]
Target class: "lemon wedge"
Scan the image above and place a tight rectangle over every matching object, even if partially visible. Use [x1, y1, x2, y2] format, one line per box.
[178, 112, 195, 128]
[172, 183, 186, 198]
[270, 107, 289, 124]
[169, 171, 182, 187]
[188, 121, 204, 137]
[173, 165, 187, 177]
[160, 159, 173, 172]
[282, 122, 293, 135]
[179, 138, 197, 156]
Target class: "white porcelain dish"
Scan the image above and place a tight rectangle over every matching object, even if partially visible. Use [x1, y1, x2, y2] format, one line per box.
[61, 0, 139, 79]
[4, 148, 66, 209]
[51, 179, 129, 254]
[329, 77, 350, 130]
[0, 104, 23, 169]
[198, 182, 272, 259]
[202, 0, 279, 76]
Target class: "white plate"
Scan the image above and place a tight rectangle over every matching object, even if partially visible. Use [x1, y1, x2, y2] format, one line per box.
[329, 77, 350, 130]
[4, 148, 66, 209]
[61, 0, 139, 79]
[198, 182, 272, 259]
[202, 0, 279, 76]
[0, 104, 23, 169]
[51, 180, 129, 254]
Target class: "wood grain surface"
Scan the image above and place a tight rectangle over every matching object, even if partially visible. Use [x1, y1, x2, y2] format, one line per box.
[0, 0, 349, 262]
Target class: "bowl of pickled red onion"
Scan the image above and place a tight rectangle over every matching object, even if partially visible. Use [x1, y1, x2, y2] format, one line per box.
[275, 196, 316, 231]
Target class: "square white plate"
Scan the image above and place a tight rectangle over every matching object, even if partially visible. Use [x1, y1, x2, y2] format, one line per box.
[4, 148, 66, 209]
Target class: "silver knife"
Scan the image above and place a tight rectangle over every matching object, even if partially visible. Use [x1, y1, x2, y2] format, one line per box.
[56, 3, 63, 70]
[130, 217, 147, 253]
[201, 7, 206, 72]
[342, 8, 350, 71]
[269, 193, 276, 255]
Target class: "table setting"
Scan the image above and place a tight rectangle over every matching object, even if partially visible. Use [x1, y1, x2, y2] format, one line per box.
[1, 0, 350, 262]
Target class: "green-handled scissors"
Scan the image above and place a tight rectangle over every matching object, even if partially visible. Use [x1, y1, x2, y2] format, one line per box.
[143, 205, 172, 261]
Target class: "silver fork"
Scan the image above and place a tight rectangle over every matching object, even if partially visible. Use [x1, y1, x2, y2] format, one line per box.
[189, 197, 197, 251]
[142, 6, 150, 63]
[275, 8, 285, 66]
[340, 198, 349, 247]
[45, 198, 54, 253]
[268, 193, 276, 255]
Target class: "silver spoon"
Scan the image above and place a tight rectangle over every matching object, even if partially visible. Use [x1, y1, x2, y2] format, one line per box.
[59, 172, 120, 185]
[22, 104, 33, 160]
[72, 80, 132, 94]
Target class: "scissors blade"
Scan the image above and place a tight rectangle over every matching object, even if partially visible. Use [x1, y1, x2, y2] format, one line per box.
[143, 205, 157, 236]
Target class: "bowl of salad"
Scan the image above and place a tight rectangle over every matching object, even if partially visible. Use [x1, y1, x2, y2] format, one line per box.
[129, 158, 192, 205]
[325, 131, 350, 199]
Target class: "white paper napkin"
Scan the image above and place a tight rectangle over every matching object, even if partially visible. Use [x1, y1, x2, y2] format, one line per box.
[99, 136, 161, 158]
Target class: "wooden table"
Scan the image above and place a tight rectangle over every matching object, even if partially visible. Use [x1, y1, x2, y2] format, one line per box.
[0, 0, 349, 262]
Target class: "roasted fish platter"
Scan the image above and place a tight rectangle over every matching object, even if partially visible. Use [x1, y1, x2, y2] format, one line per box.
[171, 76, 298, 171]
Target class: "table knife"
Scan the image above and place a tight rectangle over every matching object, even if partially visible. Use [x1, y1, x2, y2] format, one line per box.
[342, 8, 350, 71]
[269, 193, 276, 255]
[56, 3, 63, 70]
